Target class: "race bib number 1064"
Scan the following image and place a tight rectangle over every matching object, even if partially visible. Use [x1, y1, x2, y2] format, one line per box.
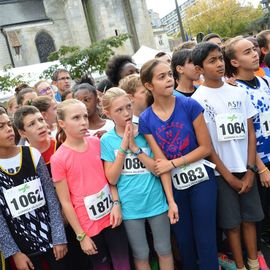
[215, 113, 246, 141]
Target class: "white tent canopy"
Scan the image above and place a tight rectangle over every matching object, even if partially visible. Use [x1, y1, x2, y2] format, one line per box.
[132, 45, 160, 68]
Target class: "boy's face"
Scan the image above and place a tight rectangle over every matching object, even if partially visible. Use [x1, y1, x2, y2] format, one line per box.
[197, 49, 225, 80]
[230, 39, 259, 72]
[132, 86, 148, 115]
[19, 113, 49, 143]
[0, 114, 15, 147]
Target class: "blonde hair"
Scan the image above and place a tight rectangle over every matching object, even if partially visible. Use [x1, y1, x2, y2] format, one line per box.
[57, 99, 84, 121]
[101, 87, 129, 112]
[119, 74, 142, 95]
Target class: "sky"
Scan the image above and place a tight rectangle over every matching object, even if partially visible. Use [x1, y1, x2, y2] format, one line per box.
[145, 0, 261, 18]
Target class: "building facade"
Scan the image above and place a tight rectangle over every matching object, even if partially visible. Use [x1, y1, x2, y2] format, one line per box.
[161, 0, 196, 36]
[0, 0, 155, 69]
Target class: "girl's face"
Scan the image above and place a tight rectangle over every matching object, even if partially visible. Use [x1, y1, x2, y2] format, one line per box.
[74, 89, 97, 118]
[43, 100, 57, 126]
[36, 82, 54, 98]
[145, 63, 174, 97]
[0, 113, 15, 148]
[180, 60, 200, 81]
[231, 39, 259, 72]
[59, 103, 89, 139]
[107, 96, 133, 128]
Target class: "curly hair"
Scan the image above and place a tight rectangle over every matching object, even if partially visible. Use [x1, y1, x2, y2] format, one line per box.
[105, 55, 135, 86]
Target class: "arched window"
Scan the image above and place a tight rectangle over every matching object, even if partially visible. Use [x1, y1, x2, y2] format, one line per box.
[35, 31, 55, 63]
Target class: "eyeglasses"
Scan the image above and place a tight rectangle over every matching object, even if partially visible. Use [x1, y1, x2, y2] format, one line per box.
[39, 86, 52, 95]
[57, 77, 71, 81]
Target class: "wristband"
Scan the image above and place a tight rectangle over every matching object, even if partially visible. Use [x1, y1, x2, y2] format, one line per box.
[171, 160, 177, 168]
[258, 167, 269, 175]
[119, 147, 128, 155]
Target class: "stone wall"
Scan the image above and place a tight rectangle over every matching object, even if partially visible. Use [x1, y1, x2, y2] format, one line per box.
[0, 0, 154, 68]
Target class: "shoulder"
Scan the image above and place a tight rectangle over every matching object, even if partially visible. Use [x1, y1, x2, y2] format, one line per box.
[100, 128, 115, 142]
[51, 144, 66, 163]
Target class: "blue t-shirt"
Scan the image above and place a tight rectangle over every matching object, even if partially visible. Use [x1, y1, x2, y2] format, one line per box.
[100, 128, 168, 220]
[139, 95, 203, 160]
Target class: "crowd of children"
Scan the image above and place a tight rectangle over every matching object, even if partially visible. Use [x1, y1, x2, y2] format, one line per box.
[1, 30, 270, 270]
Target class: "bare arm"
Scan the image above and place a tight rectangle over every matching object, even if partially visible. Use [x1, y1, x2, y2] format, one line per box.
[54, 180, 97, 255]
[239, 118, 257, 193]
[109, 185, 122, 228]
[256, 154, 270, 188]
[144, 134, 179, 224]
[155, 113, 213, 175]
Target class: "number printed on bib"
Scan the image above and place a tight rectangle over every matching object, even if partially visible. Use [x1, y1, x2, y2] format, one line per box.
[115, 148, 147, 175]
[260, 112, 270, 137]
[84, 184, 112, 221]
[215, 113, 246, 141]
[3, 178, 46, 218]
[171, 160, 209, 190]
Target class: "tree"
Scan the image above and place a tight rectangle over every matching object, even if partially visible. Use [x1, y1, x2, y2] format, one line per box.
[41, 33, 130, 80]
[0, 66, 27, 93]
[184, 0, 263, 38]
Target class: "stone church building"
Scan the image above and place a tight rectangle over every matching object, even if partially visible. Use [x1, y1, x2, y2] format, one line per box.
[0, 0, 155, 69]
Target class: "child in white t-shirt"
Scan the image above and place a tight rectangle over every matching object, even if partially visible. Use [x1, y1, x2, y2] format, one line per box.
[192, 42, 264, 270]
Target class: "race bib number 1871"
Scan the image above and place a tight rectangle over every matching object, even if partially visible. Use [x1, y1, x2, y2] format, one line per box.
[3, 178, 46, 218]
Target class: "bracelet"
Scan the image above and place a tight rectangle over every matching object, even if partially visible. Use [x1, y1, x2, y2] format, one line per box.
[119, 147, 128, 155]
[258, 167, 269, 175]
[171, 160, 177, 168]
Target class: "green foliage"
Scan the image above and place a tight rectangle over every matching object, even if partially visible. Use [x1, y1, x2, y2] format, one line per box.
[0, 72, 27, 92]
[40, 33, 130, 80]
[184, 0, 263, 38]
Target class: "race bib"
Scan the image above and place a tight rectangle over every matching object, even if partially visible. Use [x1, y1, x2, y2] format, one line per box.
[215, 113, 246, 141]
[260, 111, 270, 137]
[115, 148, 148, 175]
[171, 160, 211, 190]
[3, 178, 45, 218]
[84, 184, 112, 221]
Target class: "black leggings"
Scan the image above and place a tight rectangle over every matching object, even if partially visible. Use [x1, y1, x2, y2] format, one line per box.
[87, 225, 130, 270]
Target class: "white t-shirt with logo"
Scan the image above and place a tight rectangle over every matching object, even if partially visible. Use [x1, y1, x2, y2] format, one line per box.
[192, 83, 257, 174]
